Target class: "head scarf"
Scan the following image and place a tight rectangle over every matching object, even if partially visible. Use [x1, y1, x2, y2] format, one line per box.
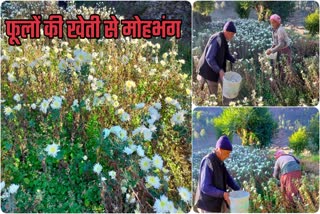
[270, 14, 281, 24]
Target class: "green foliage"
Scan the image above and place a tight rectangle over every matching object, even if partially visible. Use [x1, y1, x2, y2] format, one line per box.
[235, 1, 252, 19]
[305, 10, 319, 36]
[253, 1, 295, 22]
[307, 113, 319, 154]
[289, 127, 308, 154]
[193, 1, 215, 16]
[213, 108, 277, 147]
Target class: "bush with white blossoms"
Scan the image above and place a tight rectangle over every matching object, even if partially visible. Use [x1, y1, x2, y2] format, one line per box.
[193, 19, 319, 106]
[1, 1, 191, 212]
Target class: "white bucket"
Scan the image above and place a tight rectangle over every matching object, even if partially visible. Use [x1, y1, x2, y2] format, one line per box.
[267, 52, 277, 60]
[229, 190, 250, 213]
[222, 72, 242, 99]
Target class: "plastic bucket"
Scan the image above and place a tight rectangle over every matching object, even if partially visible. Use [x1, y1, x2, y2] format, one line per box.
[222, 72, 242, 99]
[229, 190, 250, 213]
[267, 52, 277, 60]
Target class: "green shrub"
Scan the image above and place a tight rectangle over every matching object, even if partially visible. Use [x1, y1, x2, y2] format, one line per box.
[289, 127, 308, 154]
[213, 108, 277, 147]
[305, 10, 319, 36]
[235, 1, 252, 19]
[254, 1, 295, 22]
[307, 113, 319, 154]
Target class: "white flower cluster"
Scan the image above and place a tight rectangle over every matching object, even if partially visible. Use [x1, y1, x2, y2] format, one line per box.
[1, 181, 20, 200]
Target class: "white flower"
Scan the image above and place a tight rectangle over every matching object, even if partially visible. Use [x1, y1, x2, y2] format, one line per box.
[178, 187, 192, 203]
[160, 60, 166, 66]
[126, 193, 136, 204]
[93, 163, 103, 174]
[135, 103, 145, 109]
[83, 155, 88, 161]
[45, 143, 60, 158]
[152, 154, 163, 170]
[13, 104, 21, 111]
[123, 147, 134, 155]
[164, 175, 169, 182]
[13, 94, 21, 102]
[146, 175, 161, 189]
[153, 195, 169, 213]
[4, 107, 13, 116]
[8, 184, 19, 194]
[153, 102, 161, 109]
[121, 186, 127, 193]
[129, 144, 137, 152]
[96, 80, 104, 89]
[121, 55, 129, 64]
[58, 59, 68, 72]
[149, 68, 157, 75]
[120, 112, 130, 122]
[139, 157, 151, 171]
[116, 108, 125, 115]
[103, 128, 110, 139]
[40, 99, 50, 114]
[71, 99, 79, 111]
[0, 181, 5, 191]
[88, 75, 94, 82]
[112, 101, 119, 108]
[149, 124, 157, 132]
[167, 201, 177, 213]
[143, 129, 153, 141]
[110, 126, 122, 134]
[85, 98, 91, 111]
[165, 97, 173, 104]
[171, 110, 186, 126]
[74, 49, 92, 64]
[178, 59, 185, 64]
[162, 52, 168, 59]
[148, 111, 161, 124]
[31, 103, 37, 110]
[50, 96, 62, 109]
[118, 129, 127, 141]
[125, 80, 136, 92]
[8, 72, 16, 82]
[136, 145, 145, 157]
[108, 170, 116, 180]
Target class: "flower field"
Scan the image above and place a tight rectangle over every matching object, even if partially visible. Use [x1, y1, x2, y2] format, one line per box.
[193, 19, 319, 106]
[192, 145, 319, 213]
[1, 2, 191, 212]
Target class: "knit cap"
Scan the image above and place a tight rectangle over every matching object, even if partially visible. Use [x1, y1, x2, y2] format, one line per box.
[216, 135, 233, 151]
[223, 21, 237, 33]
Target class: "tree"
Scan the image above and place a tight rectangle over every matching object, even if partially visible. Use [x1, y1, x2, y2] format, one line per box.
[193, 1, 215, 16]
[213, 108, 277, 147]
[253, 1, 295, 22]
[289, 127, 308, 155]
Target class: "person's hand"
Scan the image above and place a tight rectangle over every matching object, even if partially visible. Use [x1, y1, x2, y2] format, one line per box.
[266, 49, 272, 55]
[219, 69, 224, 81]
[223, 192, 230, 206]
